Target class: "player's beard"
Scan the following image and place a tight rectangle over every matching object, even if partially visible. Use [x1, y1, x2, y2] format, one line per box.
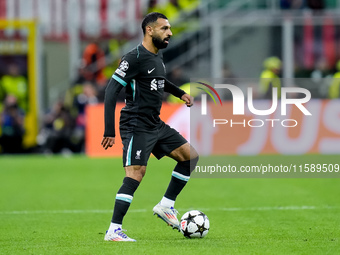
[152, 35, 169, 49]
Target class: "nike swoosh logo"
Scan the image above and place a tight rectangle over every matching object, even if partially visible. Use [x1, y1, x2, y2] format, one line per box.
[148, 68, 155, 74]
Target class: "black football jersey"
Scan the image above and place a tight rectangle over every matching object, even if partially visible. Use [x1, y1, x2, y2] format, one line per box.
[104, 43, 185, 137]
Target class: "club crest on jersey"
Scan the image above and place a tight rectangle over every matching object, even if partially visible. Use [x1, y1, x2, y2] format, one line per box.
[135, 150, 142, 159]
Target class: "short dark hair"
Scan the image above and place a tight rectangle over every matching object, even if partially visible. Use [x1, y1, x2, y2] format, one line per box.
[141, 12, 168, 35]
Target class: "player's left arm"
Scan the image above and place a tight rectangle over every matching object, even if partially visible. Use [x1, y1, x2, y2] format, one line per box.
[164, 79, 193, 107]
[180, 93, 193, 107]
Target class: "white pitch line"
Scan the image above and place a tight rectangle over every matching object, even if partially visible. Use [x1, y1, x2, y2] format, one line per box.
[0, 205, 338, 215]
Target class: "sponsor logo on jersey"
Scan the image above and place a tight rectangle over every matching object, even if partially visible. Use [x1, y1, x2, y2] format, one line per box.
[150, 79, 165, 90]
[158, 79, 165, 89]
[151, 79, 158, 90]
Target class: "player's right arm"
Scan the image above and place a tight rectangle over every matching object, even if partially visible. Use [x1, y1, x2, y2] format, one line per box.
[102, 78, 124, 149]
[102, 77, 124, 149]
[102, 51, 139, 150]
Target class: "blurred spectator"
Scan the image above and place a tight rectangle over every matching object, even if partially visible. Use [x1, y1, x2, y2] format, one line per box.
[39, 81, 100, 154]
[328, 60, 340, 98]
[39, 101, 77, 154]
[80, 38, 107, 87]
[64, 81, 100, 114]
[148, 0, 180, 22]
[64, 82, 84, 113]
[222, 63, 236, 80]
[147, 0, 199, 35]
[0, 95, 25, 154]
[148, 0, 199, 18]
[260, 56, 282, 99]
[73, 82, 99, 152]
[0, 63, 28, 112]
[102, 39, 124, 82]
[148, 0, 161, 14]
[148, 0, 190, 32]
[178, 0, 199, 12]
[310, 57, 331, 83]
[74, 81, 99, 129]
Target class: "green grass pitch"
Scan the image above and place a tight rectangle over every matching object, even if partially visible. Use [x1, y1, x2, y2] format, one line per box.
[0, 155, 339, 254]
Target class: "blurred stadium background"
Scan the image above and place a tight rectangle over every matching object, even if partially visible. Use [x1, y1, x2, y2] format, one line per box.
[0, 0, 340, 155]
[1, 2, 340, 254]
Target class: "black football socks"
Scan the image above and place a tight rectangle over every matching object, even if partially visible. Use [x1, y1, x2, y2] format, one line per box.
[111, 177, 140, 224]
[164, 157, 199, 202]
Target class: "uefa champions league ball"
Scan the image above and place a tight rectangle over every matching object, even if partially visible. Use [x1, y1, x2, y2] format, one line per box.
[180, 210, 210, 238]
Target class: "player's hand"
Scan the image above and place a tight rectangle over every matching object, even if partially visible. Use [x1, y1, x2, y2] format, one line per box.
[101, 137, 115, 150]
[181, 94, 193, 107]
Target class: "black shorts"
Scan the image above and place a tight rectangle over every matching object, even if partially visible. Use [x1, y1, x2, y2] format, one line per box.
[120, 121, 187, 167]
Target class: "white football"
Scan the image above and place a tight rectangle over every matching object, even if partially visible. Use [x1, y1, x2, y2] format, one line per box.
[180, 210, 210, 238]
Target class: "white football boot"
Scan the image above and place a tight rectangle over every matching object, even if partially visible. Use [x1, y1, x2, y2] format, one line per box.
[104, 228, 136, 242]
[153, 203, 180, 230]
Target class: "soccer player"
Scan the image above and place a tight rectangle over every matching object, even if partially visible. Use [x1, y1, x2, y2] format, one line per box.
[101, 12, 199, 242]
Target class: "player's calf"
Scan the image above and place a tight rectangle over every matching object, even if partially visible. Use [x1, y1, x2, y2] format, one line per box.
[154, 156, 199, 229]
[163, 156, 199, 202]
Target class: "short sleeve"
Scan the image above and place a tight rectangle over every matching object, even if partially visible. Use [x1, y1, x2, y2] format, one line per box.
[112, 52, 139, 87]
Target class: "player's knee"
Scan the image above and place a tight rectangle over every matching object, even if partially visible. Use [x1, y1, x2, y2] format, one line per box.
[135, 166, 146, 180]
[140, 166, 146, 178]
[125, 165, 146, 182]
[176, 156, 199, 176]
